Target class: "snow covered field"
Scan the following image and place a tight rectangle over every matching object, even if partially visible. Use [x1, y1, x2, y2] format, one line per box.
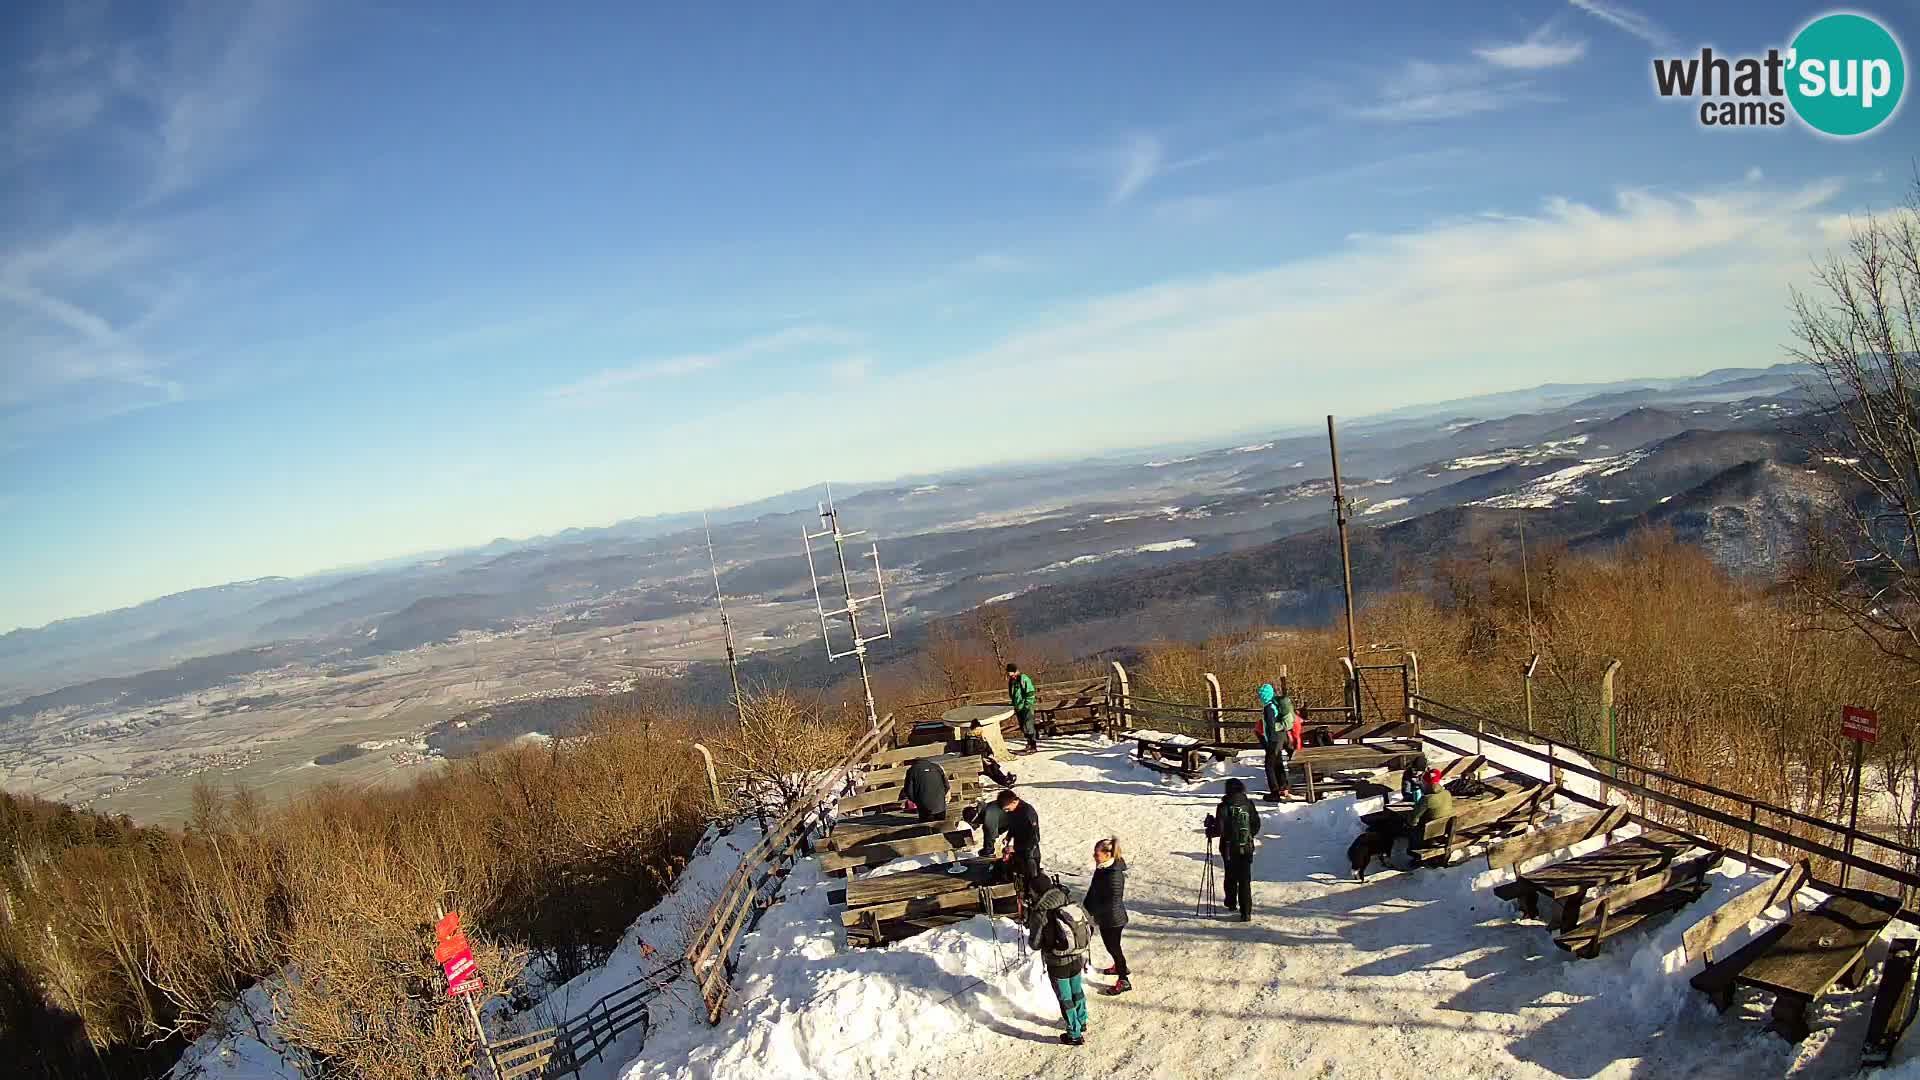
[180, 734, 1920, 1079]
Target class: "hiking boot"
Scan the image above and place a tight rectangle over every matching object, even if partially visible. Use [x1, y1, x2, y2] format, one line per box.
[1060, 1032, 1085, 1046]
[1099, 965, 1120, 976]
[1238, 912, 1251, 922]
[1102, 978, 1132, 996]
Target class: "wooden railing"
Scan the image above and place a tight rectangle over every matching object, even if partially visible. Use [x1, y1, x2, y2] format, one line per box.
[685, 720, 890, 1024]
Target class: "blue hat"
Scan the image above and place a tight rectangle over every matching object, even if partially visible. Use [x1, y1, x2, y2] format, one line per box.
[1258, 683, 1275, 703]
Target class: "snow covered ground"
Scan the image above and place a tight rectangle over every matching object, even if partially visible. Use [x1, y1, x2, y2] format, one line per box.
[179, 733, 1920, 1079]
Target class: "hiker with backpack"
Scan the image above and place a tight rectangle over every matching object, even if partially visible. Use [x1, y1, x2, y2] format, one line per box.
[1023, 872, 1093, 1046]
[1258, 682, 1301, 802]
[1084, 837, 1131, 995]
[901, 757, 949, 822]
[1206, 777, 1261, 921]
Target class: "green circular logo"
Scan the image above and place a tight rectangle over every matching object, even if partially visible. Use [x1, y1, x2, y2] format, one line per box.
[1787, 13, 1906, 136]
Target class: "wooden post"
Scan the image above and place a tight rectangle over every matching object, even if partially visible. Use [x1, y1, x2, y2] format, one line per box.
[692, 743, 723, 811]
[1204, 673, 1224, 745]
[1403, 651, 1420, 731]
[1109, 661, 1131, 736]
[1599, 659, 1622, 781]
[1340, 656, 1358, 724]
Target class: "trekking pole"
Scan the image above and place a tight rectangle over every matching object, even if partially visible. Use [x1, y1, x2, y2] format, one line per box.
[1195, 839, 1217, 917]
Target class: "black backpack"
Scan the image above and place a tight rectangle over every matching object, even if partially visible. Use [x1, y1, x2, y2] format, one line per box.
[1446, 776, 1491, 799]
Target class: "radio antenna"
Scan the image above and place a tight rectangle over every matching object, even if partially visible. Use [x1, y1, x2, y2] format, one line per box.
[705, 513, 746, 729]
[800, 486, 893, 733]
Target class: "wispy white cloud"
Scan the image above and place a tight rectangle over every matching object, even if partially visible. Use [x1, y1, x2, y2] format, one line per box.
[547, 326, 859, 399]
[1109, 132, 1166, 204]
[628, 177, 1852, 498]
[1476, 27, 1588, 70]
[829, 355, 873, 383]
[1354, 61, 1552, 123]
[1568, 0, 1672, 49]
[139, 0, 304, 201]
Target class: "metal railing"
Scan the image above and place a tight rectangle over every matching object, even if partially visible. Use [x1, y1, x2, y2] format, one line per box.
[490, 960, 683, 1080]
[1412, 695, 1920, 907]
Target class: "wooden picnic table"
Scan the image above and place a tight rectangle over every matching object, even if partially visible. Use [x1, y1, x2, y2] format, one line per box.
[1502, 835, 1685, 929]
[941, 705, 1017, 762]
[835, 858, 1019, 945]
[1694, 892, 1900, 1042]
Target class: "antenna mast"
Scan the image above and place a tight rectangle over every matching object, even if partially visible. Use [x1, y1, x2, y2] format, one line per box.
[800, 486, 894, 733]
[1327, 415, 1359, 663]
[705, 513, 747, 729]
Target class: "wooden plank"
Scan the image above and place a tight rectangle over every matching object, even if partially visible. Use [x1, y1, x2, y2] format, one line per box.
[1737, 894, 1898, 999]
[844, 860, 996, 907]
[860, 755, 983, 789]
[818, 830, 972, 874]
[1682, 859, 1809, 964]
[1864, 938, 1920, 1068]
[826, 811, 963, 852]
[1294, 740, 1424, 773]
[1568, 849, 1723, 928]
[1555, 879, 1713, 958]
[841, 881, 1019, 926]
[1436, 754, 1487, 783]
[1489, 805, 1629, 870]
[838, 781, 981, 815]
[866, 741, 956, 767]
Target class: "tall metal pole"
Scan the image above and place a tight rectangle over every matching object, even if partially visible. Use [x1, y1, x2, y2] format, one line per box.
[1327, 415, 1358, 663]
[1520, 511, 1538, 735]
[704, 513, 747, 729]
[1844, 735, 1865, 889]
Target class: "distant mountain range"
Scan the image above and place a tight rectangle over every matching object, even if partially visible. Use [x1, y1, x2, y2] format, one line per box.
[0, 361, 1829, 714]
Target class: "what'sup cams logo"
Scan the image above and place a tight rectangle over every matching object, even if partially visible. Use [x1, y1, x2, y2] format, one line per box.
[1653, 11, 1905, 136]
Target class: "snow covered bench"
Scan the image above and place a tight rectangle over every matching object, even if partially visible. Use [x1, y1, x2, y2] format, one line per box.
[1133, 732, 1227, 778]
[830, 859, 1020, 947]
[1552, 846, 1721, 958]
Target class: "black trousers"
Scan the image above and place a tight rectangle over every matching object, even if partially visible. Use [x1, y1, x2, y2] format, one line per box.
[1098, 923, 1129, 977]
[1222, 852, 1254, 918]
[1264, 744, 1290, 794]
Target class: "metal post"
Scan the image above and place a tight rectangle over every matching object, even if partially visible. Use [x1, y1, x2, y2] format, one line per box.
[1844, 737, 1865, 890]
[705, 514, 747, 730]
[1745, 802, 1757, 865]
[1327, 415, 1358, 664]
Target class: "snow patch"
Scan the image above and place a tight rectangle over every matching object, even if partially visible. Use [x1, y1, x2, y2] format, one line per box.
[1232, 442, 1275, 453]
[1362, 497, 1411, 516]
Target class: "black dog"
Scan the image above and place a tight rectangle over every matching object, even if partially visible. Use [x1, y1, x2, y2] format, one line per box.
[1301, 726, 1337, 748]
[1346, 830, 1396, 881]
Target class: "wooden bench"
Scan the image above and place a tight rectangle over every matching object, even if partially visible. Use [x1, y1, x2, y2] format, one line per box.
[1435, 754, 1488, 783]
[1686, 860, 1900, 1042]
[1864, 938, 1920, 1068]
[859, 754, 982, 790]
[1037, 679, 1107, 736]
[865, 740, 957, 768]
[1488, 805, 1629, 871]
[824, 809, 964, 852]
[834, 859, 1020, 946]
[818, 829, 975, 875]
[1553, 847, 1722, 958]
[1134, 734, 1228, 779]
[1407, 780, 1558, 867]
[838, 780, 983, 815]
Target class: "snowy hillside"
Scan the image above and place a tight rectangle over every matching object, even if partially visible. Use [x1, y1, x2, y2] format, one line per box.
[179, 733, 1920, 1079]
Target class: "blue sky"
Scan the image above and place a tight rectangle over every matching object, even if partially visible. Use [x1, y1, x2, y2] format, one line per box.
[3, 0, 1917, 631]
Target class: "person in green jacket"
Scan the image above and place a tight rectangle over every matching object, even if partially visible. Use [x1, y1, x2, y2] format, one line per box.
[1008, 662, 1039, 753]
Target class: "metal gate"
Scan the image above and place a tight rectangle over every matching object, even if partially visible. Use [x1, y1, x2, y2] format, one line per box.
[1350, 656, 1417, 731]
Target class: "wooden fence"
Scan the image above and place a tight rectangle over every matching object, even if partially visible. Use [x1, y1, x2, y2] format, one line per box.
[1412, 695, 1920, 909]
[685, 721, 890, 1024]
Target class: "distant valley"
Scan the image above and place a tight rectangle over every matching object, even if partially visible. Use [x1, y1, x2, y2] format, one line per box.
[0, 362, 1846, 820]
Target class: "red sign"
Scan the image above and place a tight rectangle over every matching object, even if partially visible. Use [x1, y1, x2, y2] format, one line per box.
[1843, 705, 1880, 742]
[434, 911, 484, 996]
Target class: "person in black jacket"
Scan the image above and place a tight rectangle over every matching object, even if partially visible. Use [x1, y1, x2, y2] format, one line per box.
[1084, 837, 1131, 994]
[1207, 778, 1261, 922]
[993, 788, 1043, 881]
[901, 757, 949, 822]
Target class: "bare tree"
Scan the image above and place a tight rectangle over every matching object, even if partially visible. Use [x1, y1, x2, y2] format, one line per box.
[1792, 172, 1920, 673]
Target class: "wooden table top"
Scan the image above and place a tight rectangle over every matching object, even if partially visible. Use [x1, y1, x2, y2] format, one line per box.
[1737, 894, 1898, 999]
[942, 705, 1014, 727]
[844, 859, 996, 908]
[1517, 836, 1679, 894]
